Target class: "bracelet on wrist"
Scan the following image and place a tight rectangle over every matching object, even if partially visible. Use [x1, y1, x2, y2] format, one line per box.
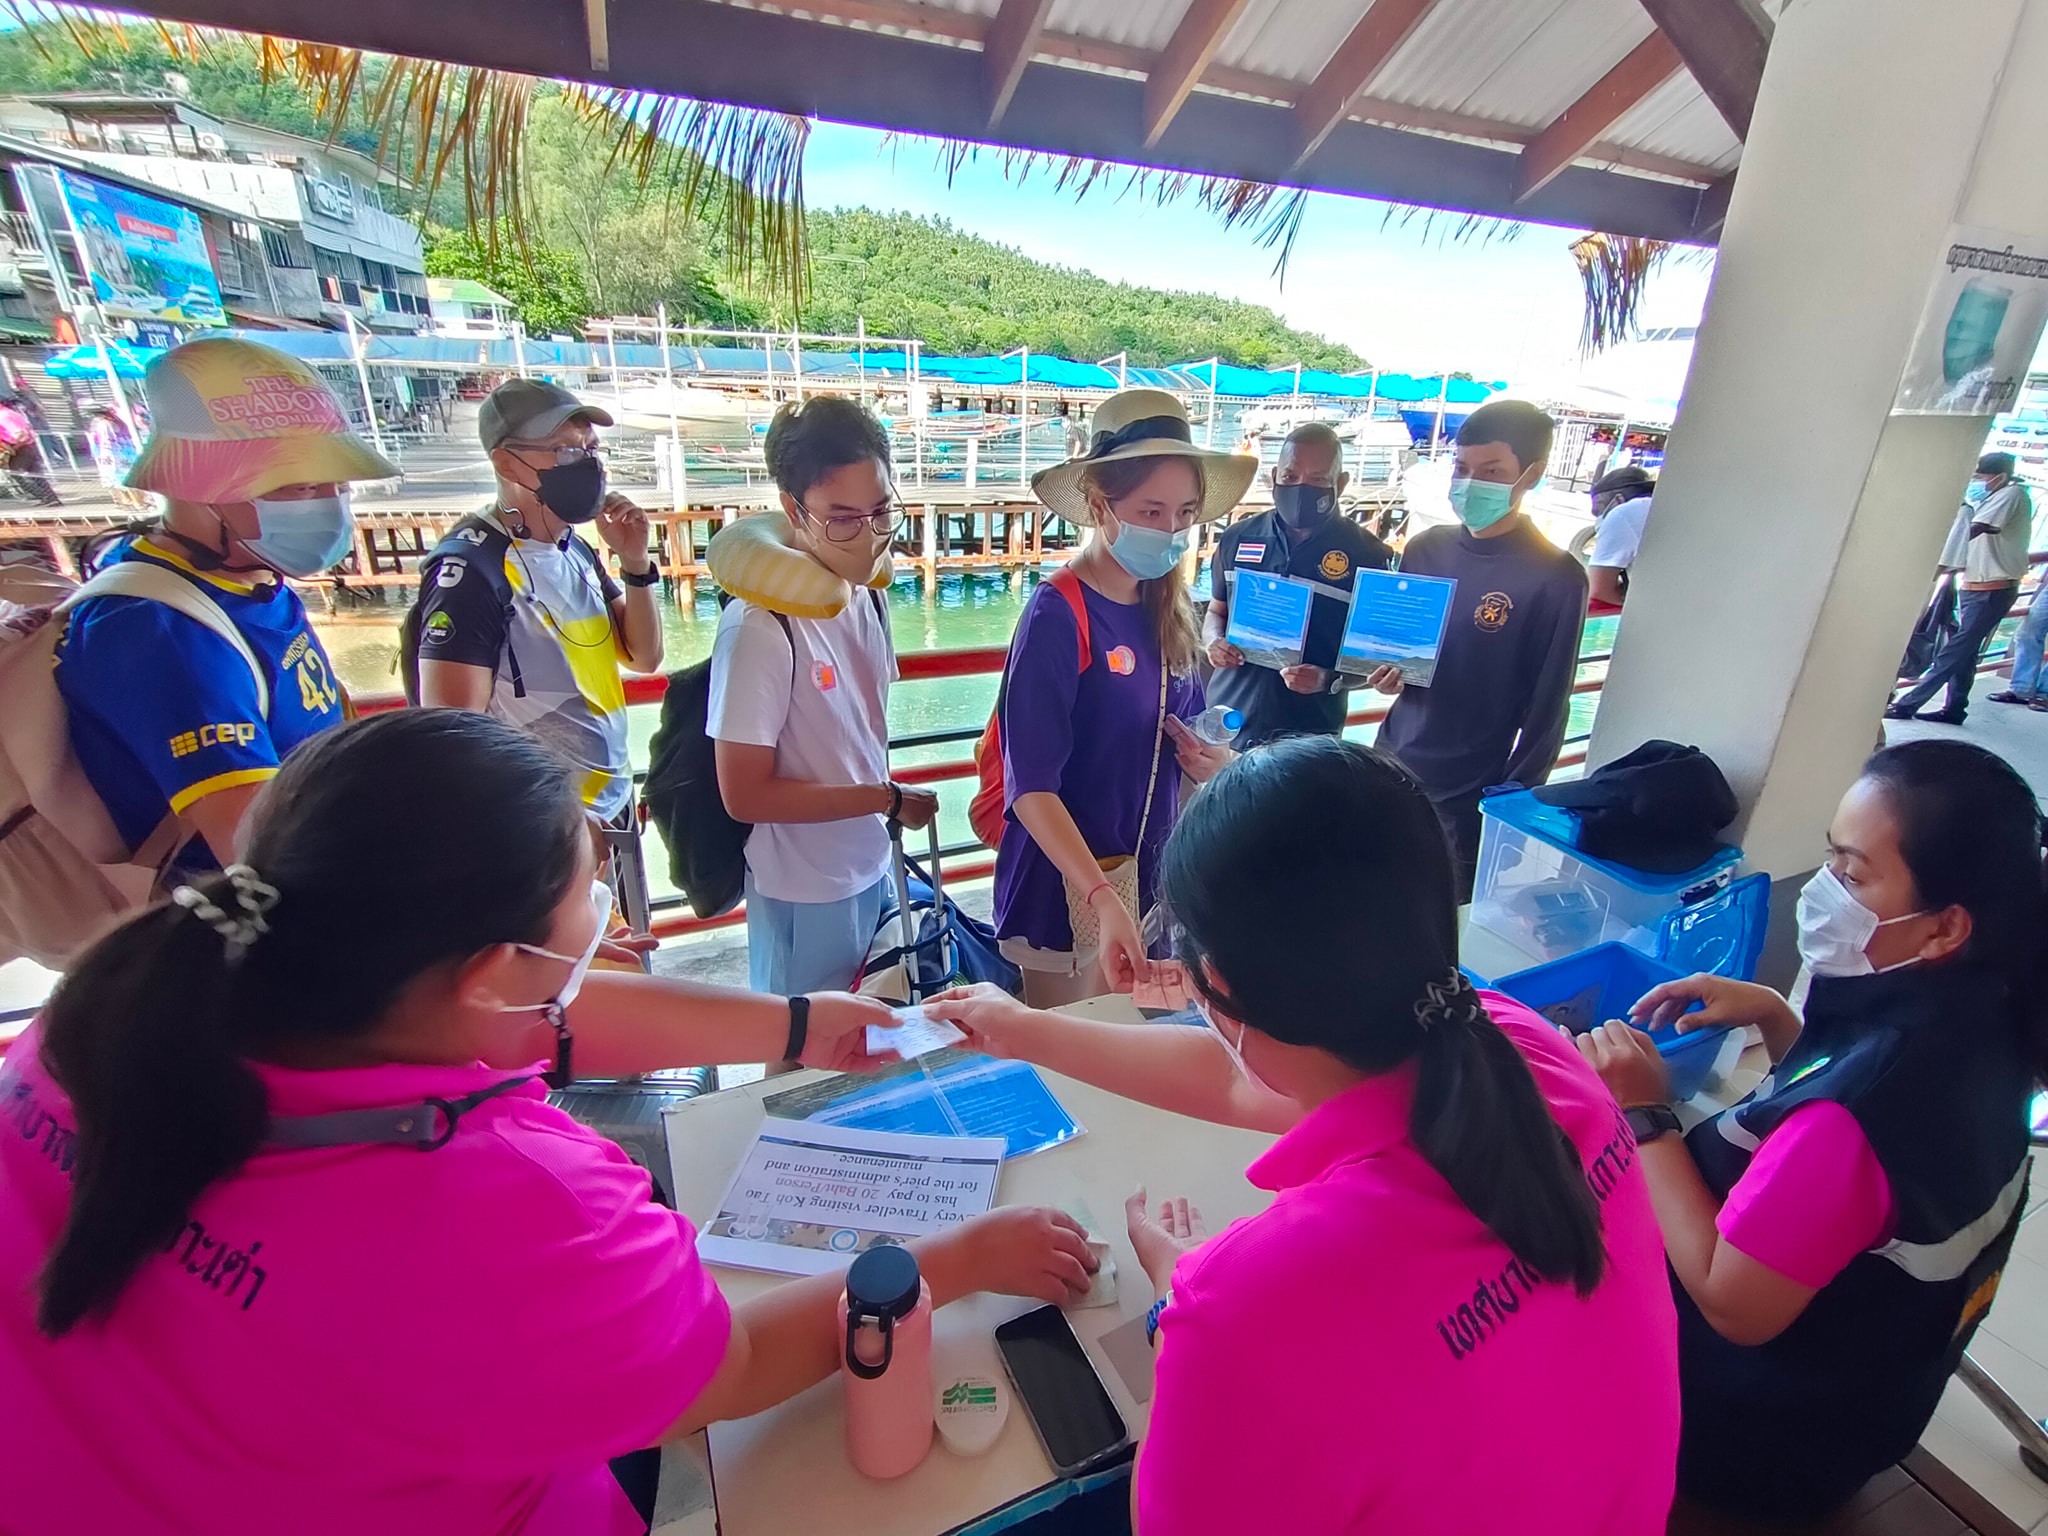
[1083, 879, 1113, 907]
[784, 994, 811, 1062]
[885, 783, 904, 821]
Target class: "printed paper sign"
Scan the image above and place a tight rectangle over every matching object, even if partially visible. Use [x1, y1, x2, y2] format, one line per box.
[699, 1117, 1002, 1277]
[1894, 226, 2048, 415]
[1225, 571, 1315, 669]
[1335, 568, 1457, 686]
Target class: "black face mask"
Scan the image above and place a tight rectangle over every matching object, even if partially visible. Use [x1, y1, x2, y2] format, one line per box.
[534, 455, 606, 524]
[1274, 482, 1336, 531]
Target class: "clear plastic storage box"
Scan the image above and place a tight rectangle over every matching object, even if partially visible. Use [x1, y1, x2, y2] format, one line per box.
[1470, 789, 1745, 971]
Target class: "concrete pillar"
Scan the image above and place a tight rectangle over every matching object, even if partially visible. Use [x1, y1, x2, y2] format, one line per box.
[1590, 0, 2047, 911]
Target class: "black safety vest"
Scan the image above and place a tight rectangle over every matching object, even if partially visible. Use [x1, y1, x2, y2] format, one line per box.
[1676, 964, 2033, 1521]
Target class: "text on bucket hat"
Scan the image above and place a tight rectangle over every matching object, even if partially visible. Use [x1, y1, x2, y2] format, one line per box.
[1029, 387, 1257, 528]
[124, 337, 396, 504]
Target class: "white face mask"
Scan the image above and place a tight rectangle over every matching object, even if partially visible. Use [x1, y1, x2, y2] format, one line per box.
[1795, 865, 1928, 978]
[1200, 998, 1276, 1096]
[495, 880, 612, 1014]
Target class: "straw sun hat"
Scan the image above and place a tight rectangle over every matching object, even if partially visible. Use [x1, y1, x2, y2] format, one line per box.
[1031, 387, 1257, 527]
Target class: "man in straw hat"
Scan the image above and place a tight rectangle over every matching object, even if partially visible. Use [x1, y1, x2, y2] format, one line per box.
[991, 387, 1253, 1004]
[54, 336, 395, 873]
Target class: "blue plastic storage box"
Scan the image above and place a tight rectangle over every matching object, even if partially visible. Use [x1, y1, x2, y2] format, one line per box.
[1492, 941, 1740, 1102]
[1471, 788, 1744, 971]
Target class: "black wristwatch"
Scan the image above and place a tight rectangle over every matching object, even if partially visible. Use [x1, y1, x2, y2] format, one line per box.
[784, 994, 811, 1062]
[1625, 1104, 1683, 1144]
[620, 565, 661, 587]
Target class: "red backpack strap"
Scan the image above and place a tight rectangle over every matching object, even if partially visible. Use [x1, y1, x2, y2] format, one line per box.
[1046, 565, 1092, 674]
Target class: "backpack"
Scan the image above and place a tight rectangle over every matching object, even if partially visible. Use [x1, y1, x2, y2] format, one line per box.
[968, 566, 1091, 850]
[642, 590, 886, 920]
[642, 604, 795, 921]
[397, 515, 521, 705]
[0, 559, 269, 969]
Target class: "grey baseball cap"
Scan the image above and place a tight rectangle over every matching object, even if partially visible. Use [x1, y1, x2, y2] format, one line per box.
[478, 378, 614, 452]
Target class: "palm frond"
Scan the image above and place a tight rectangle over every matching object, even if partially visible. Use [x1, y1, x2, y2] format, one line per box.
[1569, 230, 1670, 357]
[563, 88, 808, 307]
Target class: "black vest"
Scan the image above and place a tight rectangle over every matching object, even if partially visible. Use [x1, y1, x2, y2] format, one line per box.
[1676, 964, 2033, 1521]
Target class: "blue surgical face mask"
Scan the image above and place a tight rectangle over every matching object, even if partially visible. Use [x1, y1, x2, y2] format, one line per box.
[242, 491, 354, 578]
[1105, 514, 1191, 581]
[1447, 475, 1516, 533]
[1966, 479, 1992, 506]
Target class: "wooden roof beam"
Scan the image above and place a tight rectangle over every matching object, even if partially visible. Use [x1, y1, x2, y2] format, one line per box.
[1143, 0, 1257, 147]
[1294, 0, 1445, 166]
[1636, 0, 1772, 140]
[1514, 30, 1683, 202]
[984, 0, 1054, 126]
[1692, 172, 1736, 239]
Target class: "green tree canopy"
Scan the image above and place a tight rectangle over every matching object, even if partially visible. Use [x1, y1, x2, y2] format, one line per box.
[423, 223, 590, 337]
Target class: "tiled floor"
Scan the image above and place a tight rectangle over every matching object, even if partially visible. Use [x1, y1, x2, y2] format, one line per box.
[1918, 1148, 2048, 1533]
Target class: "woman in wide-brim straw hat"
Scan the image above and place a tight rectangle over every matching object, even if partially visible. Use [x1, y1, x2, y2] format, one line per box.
[987, 387, 1257, 1005]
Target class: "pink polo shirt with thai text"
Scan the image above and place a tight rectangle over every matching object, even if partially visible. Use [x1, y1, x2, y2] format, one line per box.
[0, 1021, 731, 1535]
[1138, 994, 1680, 1536]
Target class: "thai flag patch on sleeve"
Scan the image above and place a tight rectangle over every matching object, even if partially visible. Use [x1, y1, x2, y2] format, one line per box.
[1236, 543, 1266, 564]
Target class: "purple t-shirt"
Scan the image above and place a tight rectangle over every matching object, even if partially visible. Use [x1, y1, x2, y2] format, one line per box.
[993, 576, 1202, 951]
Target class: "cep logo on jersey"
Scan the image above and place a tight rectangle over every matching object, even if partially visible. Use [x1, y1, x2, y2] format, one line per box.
[169, 722, 258, 757]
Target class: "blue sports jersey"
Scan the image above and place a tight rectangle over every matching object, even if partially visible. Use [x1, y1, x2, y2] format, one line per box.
[54, 535, 347, 869]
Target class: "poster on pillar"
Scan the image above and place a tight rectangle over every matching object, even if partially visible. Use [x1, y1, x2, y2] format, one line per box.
[1894, 227, 2048, 415]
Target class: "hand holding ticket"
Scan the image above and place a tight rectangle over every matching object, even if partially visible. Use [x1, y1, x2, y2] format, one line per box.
[866, 1007, 968, 1059]
[1132, 960, 1194, 1013]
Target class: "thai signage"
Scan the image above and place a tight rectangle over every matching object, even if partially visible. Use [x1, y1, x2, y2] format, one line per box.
[57, 169, 224, 328]
[1894, 225, 2048, 415]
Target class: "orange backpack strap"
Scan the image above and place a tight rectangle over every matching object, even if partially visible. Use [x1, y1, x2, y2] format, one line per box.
[1046, 565, 1092, 673]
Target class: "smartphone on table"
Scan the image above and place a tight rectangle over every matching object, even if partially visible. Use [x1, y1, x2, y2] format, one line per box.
[993, 1304, 1131, 1478]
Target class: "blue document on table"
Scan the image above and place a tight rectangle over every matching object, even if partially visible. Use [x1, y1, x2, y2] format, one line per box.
[1335, 568, 1457, 686]
[1225, 570, 1316, 669]
[761, 1048, 1083, 1159]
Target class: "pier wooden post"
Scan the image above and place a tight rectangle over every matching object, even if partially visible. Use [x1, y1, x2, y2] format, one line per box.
[920, 503, 938, 588]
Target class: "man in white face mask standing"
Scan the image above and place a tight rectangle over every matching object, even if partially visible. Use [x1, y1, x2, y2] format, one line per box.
[53, 336, 395, 875]
[1373, 399, 1588, 899]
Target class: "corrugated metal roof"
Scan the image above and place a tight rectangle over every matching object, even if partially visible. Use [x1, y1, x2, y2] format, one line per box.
[1605, 72, 1741, 173]
[1214, 0, 1361, 84]
[1045, 0, 1188, 52]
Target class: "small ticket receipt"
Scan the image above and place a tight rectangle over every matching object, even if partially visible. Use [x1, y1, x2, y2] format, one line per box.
[865, 1006, 967, 1059]
[1132, 960, 1194, 1013]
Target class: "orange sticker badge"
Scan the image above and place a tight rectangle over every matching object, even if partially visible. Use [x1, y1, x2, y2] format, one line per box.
[812, 660, 839, 691]
[1106, 645, 1136, 676]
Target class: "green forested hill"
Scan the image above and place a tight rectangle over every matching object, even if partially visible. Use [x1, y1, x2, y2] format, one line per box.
[0, 27, 1363, 368]
[797, 208, 1360, 368]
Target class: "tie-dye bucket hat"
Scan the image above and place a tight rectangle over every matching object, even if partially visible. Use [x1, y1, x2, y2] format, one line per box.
[124, 336, 397, 502]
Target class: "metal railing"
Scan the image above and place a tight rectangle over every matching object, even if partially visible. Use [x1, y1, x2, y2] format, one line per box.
[348, 553, 2045, 942]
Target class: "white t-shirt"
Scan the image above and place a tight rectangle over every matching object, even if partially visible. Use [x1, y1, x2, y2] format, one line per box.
[707, 593, 896, 903]
[1964, 482, 2034, 584]
[1589, 495, 1651, 571]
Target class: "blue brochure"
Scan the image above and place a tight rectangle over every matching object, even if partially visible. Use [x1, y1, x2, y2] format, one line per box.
[762, 1049, 1084, 1160]
[1225, 570, 1316, 669]
[1336, 567, 1457, 686]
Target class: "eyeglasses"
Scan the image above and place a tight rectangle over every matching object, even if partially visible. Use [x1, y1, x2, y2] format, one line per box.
[796, 501, 904, 543]
[503, 441, 601, 467]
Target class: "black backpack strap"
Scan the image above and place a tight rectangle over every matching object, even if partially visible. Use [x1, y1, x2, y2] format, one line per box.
[263, 1074, 536, 1152]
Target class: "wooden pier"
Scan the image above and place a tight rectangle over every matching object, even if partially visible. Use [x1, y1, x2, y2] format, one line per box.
[0, 488, 1233, 604]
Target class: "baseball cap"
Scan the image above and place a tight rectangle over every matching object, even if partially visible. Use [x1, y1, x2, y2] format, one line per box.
[1977, 451, 2017, 478]
[125, 336, 397, 502]
[478, 378, 613, 452]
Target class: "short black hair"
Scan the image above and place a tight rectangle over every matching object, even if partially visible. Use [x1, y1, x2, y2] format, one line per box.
[1456, 399, 1554, 474]
[763, 395, 893, 498]
[1281, 421, 1343, 461]
[1977, 451, 2017, 479]
[1591, 465, 1654, 500]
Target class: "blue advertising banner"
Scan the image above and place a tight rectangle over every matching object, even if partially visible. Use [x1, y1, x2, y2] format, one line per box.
[59, 170, 224, 327]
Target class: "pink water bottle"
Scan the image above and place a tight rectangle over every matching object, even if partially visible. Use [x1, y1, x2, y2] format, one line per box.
[839, 1244, 935, 1478]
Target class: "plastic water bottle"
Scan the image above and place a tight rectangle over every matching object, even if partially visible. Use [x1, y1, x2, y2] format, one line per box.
[1189, 705, 1244, 745]
[839, 1245, 935, 1478]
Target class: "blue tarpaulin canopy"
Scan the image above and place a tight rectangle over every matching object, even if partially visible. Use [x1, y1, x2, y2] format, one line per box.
[39, 330, 1504, 406]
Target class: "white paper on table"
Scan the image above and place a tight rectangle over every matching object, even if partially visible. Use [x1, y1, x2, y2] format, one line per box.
[697, 1117, 1004, 1277]
[865, 1006, 967, 1059]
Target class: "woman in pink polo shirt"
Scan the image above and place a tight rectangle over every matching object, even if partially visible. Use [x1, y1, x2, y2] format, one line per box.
[0, 710, 1095, 1536]
[935, 736, 1680, 1534]
[1578, 740, 2042, 1525]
